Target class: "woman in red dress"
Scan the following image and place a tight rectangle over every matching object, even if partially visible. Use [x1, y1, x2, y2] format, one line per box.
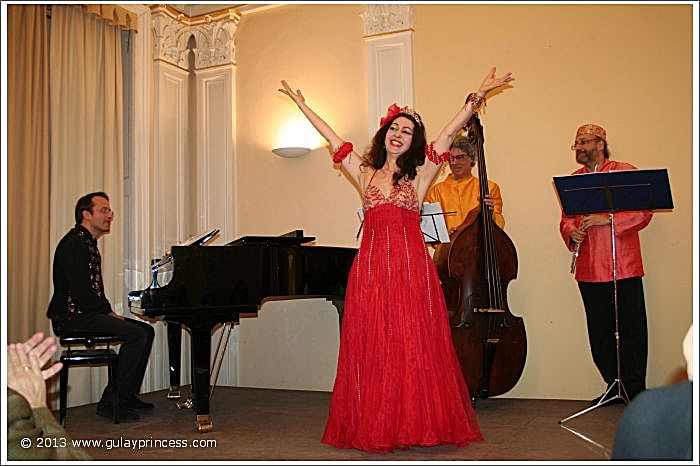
[279, 68, 514, 453]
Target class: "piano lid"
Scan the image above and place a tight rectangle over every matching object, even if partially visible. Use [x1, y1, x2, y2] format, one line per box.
[129, 228, 356, 317]
[226, 229, 315, 247]
[181, 229, 220, 246]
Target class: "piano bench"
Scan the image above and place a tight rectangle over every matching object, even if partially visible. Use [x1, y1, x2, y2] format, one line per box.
[58, 335, 121, 426]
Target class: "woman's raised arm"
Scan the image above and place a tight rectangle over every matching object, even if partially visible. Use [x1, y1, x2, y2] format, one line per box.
[419, 67, 514, 185]
[433, 67, 513, 155]
[279, 80, 363, 185]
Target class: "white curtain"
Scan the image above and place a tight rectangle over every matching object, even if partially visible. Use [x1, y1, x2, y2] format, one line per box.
[7, 5, 51, 344]
[49, 5, 125, 407]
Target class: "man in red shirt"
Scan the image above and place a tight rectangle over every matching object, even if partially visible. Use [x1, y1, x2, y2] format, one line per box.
[560, 124, 652, 404]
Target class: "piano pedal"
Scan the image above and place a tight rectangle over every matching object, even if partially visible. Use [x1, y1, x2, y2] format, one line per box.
[196, 415, 213, 433]
[167, 386, 182, 399]
[176, 396, 193, 410]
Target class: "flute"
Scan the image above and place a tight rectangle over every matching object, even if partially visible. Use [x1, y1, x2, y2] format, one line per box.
[570, 164, 596, 276]
[570, 242, 581, 274]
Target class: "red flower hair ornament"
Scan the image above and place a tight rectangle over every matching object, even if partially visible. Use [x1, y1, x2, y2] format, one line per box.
[379, 103, 423, 128]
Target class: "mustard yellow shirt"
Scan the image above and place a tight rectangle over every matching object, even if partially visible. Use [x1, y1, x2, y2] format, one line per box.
[425, 174, 505, 232]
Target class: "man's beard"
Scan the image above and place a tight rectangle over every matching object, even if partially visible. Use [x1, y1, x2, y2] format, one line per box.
[576, 148, 595, 165]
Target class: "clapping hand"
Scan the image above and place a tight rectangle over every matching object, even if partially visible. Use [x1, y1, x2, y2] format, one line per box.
[7, 332, 63, 408]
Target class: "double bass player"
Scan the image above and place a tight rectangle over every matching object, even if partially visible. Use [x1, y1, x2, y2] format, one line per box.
[425, 134, 505, 234]
[431, 116, 526, 402]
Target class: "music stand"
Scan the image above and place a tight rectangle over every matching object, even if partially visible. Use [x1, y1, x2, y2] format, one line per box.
[421, 202, 453, 243]
[553, 168, 673, 424]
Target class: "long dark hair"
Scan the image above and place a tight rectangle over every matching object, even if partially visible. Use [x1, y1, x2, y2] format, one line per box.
[363, 113, 427, 185]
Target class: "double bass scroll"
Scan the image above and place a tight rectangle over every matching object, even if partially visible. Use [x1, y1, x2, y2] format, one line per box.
[433, 115, 527, 401]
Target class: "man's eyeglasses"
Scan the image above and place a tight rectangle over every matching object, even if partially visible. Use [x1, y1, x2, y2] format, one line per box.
[571, 137, 600, 150]
[449, 153, 471, 161]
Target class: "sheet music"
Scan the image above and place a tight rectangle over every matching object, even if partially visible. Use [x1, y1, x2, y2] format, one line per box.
[420, 202, 451, 243]
[356, 203, 450, 244]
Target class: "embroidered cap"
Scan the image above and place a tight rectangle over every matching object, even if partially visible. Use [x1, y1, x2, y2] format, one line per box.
[576, 124, 607, 142]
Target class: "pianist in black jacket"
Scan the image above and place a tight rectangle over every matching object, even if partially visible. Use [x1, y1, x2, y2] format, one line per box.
[47, 192, 155, 422]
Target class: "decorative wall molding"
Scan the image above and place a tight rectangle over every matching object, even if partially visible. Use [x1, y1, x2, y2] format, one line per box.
[361, 4, 413, 37]
[194, 68, 236, 238]
[151, 63, 190, 256]
[364, 30, 415, 141]
[151, 5, 239, 70]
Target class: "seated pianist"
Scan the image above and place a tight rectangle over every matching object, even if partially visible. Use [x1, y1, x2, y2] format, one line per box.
[48, 192, 155, 423]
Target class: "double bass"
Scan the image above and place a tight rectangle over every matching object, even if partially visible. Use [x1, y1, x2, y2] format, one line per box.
[433, 115, 527, 402]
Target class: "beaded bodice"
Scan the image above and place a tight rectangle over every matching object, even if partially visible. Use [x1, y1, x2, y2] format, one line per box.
[363, 178, 419, 213]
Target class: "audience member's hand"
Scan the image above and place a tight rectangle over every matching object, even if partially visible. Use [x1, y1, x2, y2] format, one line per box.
[7, 332, 63, 408]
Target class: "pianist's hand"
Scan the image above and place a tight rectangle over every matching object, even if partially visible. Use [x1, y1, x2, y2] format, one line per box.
[110, 311, 125, 320]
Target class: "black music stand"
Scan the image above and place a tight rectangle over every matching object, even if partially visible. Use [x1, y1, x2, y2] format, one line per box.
[553, 168, 673, 424]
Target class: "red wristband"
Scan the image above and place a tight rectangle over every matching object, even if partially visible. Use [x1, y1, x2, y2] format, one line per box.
[425, 142, 450, 164]
[333, 142, 353, 163]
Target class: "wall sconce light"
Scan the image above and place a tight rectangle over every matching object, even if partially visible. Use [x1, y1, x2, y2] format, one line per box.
[271, 147, 311, 158]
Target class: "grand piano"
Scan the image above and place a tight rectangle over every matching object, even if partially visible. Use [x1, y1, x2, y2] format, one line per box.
[128, 230, 357, 432]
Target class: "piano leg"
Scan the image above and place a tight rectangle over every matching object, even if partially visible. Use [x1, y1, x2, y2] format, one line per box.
[166, 320, 182, 399]
[330, 299, 345, 330]
[190, 325, 214, 433]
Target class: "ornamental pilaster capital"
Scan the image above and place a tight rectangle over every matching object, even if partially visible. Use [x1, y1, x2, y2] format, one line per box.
[188, 18, 238, 69]
[151, 6, 239, 69]
[152, 12, 190, 68]
[361, 4, 413, 37]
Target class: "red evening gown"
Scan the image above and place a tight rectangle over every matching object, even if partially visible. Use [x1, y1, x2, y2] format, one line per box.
[321, 178, 483, 453]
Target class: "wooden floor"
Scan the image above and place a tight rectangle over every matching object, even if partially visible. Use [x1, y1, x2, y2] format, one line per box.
[57, 386, 627, 462]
